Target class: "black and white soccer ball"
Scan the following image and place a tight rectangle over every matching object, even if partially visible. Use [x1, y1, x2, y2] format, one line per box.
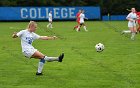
[95, 43, 104, 52]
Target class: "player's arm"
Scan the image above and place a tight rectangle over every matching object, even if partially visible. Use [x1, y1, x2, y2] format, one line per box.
[12, 32, 18, 38]
[84, 17, 88, 20]
[126, 14, 134, 22]
[126, 17, 133, 22]
[39, 36, 57, 40]
[83, 14, 88, 20]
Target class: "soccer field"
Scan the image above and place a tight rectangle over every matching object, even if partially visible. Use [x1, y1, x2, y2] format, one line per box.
[0, 21, 140, 88]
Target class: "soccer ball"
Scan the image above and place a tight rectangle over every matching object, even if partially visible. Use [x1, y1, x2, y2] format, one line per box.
[95, 43, 104, 52]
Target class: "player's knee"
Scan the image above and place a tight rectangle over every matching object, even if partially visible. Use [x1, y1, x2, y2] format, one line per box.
[40, 59, 45, 63]
[40, 55, 45, 59]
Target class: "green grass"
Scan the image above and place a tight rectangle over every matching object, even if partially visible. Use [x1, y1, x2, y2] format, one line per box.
[0, 21, 140, 88]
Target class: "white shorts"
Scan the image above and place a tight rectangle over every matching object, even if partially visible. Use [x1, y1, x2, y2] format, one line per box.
[49, 18, 52, 22]
[128, 21, 136, 27]
[22, 49, 37, 58]
[80, 21, 84, 24]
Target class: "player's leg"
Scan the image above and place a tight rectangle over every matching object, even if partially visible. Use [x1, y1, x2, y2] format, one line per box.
[127, 22, 136, 40]
[77, 22, 81, 31]
[47, 21, 51, 28]
[130, 27, 134, 40]
[121, 30, 131, 34]
[74, 21, 80, 30]
[50, 21, 53, 28]
[31, 51, 64, 75]
[76, 23, 82, 32]
[83, 23, 88, 31]
[32, 51, 64, 62]
[130, 26, 136, 40]
[74, 23, 78, 30]
[74, 25, 78, 29]
[47, 22, 50, 28]
[137, 23, 140, 32]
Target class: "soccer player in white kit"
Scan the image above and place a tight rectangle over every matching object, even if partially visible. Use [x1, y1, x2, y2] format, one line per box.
[124, 8, 138, 40]
[76, 10, 88, 32]
[47, 11, 53, 29]
[12, 21, 64, 75]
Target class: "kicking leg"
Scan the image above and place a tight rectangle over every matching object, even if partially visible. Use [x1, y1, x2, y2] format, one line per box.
[32, 51, 64, 75]
[47, 22, 51, 28]
[121, 30, 131, 34]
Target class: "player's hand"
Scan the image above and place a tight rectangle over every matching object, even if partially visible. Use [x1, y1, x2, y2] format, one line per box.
[12, 32, 18, 38]
[130, 19, 134, 22]
[85, 18, 88, 20]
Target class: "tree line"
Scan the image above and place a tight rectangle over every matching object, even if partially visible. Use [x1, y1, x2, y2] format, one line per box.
[0, 0, 140, 15]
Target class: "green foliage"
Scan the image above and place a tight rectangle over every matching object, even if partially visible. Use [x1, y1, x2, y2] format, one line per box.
[0, 0, 140, 15]
[0, 21, 140, 88]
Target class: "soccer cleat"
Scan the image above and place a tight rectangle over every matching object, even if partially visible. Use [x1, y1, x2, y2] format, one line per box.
[58, 53, 64, 62]
[36, 72, 43, 76]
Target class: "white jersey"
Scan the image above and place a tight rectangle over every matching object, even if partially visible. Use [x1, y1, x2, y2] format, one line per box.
[79, 13, 85, 23]
[48, 13, 52, 22]
[17, 29, 40, 52]
[126, 12, 137, 27]
[126, 12, 137, 22]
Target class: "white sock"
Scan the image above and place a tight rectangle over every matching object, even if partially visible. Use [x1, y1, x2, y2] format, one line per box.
[37, 59, 45, 73]
[131, 32, 135, 40]
[44, 56, 58, 62]
[83, 26, 88, 31]
[123, 30, 131, 33]
[47, 23, 51, 28]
